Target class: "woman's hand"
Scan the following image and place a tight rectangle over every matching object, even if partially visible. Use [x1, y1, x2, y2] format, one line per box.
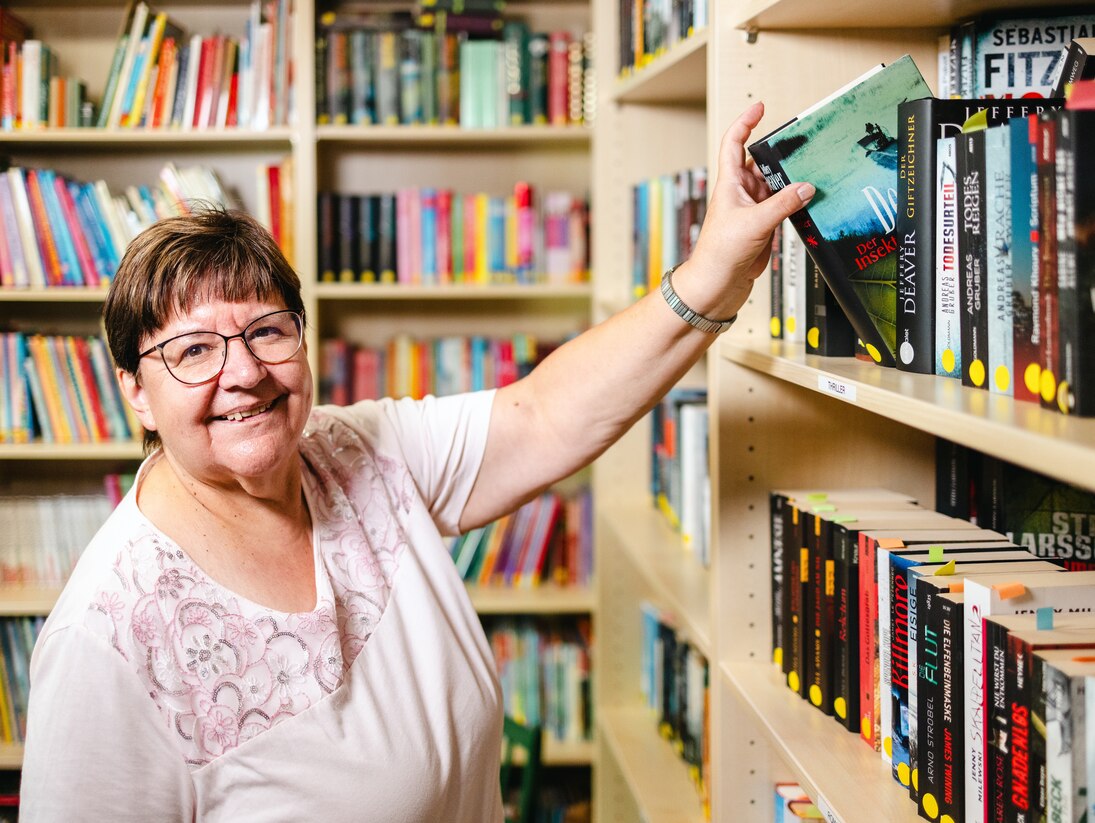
[673, 101, 816, 320]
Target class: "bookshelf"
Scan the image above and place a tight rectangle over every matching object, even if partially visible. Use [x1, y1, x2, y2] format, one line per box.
[0, 0, 597, 789]
[592, 0, 1095, 821]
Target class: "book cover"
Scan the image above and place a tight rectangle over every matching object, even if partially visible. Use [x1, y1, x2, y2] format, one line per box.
[1040, 651, 1095, 823]
[967, 13, 1095, 98]
[978, 455, 1095, 570]
[748, 55, 932, 366]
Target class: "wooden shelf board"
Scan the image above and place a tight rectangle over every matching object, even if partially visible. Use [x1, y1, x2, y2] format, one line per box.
[599, 706, 705, 823]
[315, 283, 593, 301]
[613, 30, 708, 105]
[722, 339, 1095, 493]
[0, 287, 109, 302]
[601, 503, 711, 656]
[467, 583, 595, 614]
[0, 743, 22, 770]
[542, 737, 595, 767]
[731, 0, 1095, 29]
[316, 124, 591, 146]
[722, 660, 921, 823]
[0, 587, 60, 616]
[0, 127, 293, 147]
[0, 442, 143, 460]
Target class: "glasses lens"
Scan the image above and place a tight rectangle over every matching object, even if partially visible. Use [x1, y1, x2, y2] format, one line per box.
[244, 311, 303, 364]
[160, 333, 227, 384]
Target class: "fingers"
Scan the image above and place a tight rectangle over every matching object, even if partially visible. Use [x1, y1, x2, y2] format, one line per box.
[718, 101, 766, 176]
[750, 182, 815, 236]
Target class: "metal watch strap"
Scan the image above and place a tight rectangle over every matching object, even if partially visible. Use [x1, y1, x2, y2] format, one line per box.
[659, 266, 737, 334]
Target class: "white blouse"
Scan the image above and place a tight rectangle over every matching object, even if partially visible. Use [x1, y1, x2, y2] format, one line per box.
[21, 392, 505, 822]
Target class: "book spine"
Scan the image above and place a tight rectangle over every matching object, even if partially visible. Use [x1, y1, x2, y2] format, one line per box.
[859, 534, 881, 750]
[24, 170, 65, 287]
[895, 98, 937, 373]
[938, 594, 965, 821]
[916, 583, 944, 820]
[1035, 114, 1060, 411]
[804, 259, 856, 356]
[317, 191, 336, 282]
[806, 514, 834, 715]
[337, 192, 357, 282]
[936, 135, 963, 378]
[357, 194, 377, 283]
[1072, 110, 1095, 417]
[1010, 115, 1041, 402]
[986, 617, 1011, 823]
[985, 124, 1014, 396]
[784, 504, 805, 697]
[958, 129, 989, 390]
[1056, 108, 1078, 416]
[833, 524, 859, 731]
[1006, 634, 1035, 823]
[890, 558, 914, 787]
[770, 493, 786, 662]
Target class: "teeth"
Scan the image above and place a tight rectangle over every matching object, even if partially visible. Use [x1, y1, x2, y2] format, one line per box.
[222, 401, 272, 422]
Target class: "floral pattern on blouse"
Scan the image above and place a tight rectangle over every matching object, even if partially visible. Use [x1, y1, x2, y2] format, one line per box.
[81, 409, 417, 767]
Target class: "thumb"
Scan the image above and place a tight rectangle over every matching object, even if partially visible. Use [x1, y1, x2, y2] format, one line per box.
[754, 182, 815, 231]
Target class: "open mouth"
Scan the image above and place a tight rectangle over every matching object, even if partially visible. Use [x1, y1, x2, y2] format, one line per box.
[217, 399, 276, 422]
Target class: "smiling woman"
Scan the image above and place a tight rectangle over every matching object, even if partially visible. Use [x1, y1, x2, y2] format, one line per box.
[20, 105, 814, 823]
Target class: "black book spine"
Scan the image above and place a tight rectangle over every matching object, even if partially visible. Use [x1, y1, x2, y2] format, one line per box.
[378, 192, 398, 283]
[833, 523, 860, 731]
[1036, 114, 1060, 412]
[803, 511, 826, 710]
[337, 192, 358, 282]
[917, 582, 944, 820]
[1074, 110, 1095, 417]
[938, 595, 966, 820]
[356, 194, 378, 282]
[318, 191, 337, 282]
[805, 259, 856, 357]
[770, 221, 783, 339]
[770, 493, 786, 662]
[896, 98, 938, 374]
[959, 128, 989, 390]
[985, 617, 1011, 823]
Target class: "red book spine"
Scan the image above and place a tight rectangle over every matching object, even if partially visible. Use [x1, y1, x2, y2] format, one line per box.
[858, 533, 880, 750]
[1036, 115, 1060, 412]
[24, 171, 64, 287]
[73, 337, 110, 441]
[547, 31, 571, 126]
[436, 188, 452, 284]
[266, 164, 281, 246]
[192, 36, 215, 127]
[53, 174, 99, 287]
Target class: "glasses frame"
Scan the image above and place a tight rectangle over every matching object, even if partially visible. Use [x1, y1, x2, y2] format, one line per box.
[137, 309, 305, 386]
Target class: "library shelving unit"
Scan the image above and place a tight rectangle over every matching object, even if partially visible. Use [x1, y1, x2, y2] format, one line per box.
[1, 0, 597, 779]
[592, 0, 1095, 821]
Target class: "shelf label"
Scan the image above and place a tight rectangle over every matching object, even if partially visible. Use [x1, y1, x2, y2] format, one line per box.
[818, 374, 856, 403]
[815, 792, 841, 823]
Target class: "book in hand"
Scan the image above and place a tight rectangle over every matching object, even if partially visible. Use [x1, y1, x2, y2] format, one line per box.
[747, 55, 932, 366]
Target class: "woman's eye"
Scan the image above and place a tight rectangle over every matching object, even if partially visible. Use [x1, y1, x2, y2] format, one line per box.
[250, 325, 284, 340]
[181, 343, 214, 360]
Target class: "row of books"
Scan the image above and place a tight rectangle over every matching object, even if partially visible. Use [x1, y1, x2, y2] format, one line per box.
[317, 186, 589, 287]
[486, 617, 593, 745]
[770, 477, 1095, 823]
[1, 332, 141, 446]
[754, 47, 1095, 418]
[448, 488, 593, 590]
[318, 19, 593, 129]
[319, 332, 561, 406]
[631, 166, 706, 299]
[0, 162, 232, 290]
[96, 0, 292, 131]
[640, 601, 709, 817]
[0, 494, 112, 588]
[650, 387, 710, 568]
[616, 0, 708, 74]
[0, 617, 44, 744]
[936, 12, 1094, 99]
[2, 39, 91, 130]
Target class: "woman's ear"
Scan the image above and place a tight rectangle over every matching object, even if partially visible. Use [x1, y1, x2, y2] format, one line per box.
[116, 368, 158, 433]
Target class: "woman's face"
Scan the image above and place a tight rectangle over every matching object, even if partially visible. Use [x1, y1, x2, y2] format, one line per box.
[118, 297, 313, 488]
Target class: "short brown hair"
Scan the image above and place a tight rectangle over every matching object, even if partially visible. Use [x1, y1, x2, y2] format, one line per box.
[103, 207, 305, 450]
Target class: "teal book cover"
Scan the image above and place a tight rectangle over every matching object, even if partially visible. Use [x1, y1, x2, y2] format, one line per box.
[748, 55, 931, 366]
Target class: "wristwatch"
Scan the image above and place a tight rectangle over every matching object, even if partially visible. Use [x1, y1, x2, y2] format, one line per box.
[659, 266, 738, 334]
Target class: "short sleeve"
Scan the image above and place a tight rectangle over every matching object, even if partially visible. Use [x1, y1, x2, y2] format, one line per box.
[21, 626, 194, 821]
[374, 390, 495, 535]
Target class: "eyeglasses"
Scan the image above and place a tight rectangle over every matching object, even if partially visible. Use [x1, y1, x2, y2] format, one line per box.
[138, 309, 304, 385]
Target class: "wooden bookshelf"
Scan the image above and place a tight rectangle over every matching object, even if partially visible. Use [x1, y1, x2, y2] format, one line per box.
[0, 128, 294, 147]
[0, 588, 61, 617]
[0, 287, 110, 302]
[468, 584, 595, 615]
[315, 124, 591, 146]
[315, 283, 593, 301]
[612, 30, 708, 105]
[598, 707, 705, 823]
[0, 442, 143, 461]
[732, 0, 1095, 30]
